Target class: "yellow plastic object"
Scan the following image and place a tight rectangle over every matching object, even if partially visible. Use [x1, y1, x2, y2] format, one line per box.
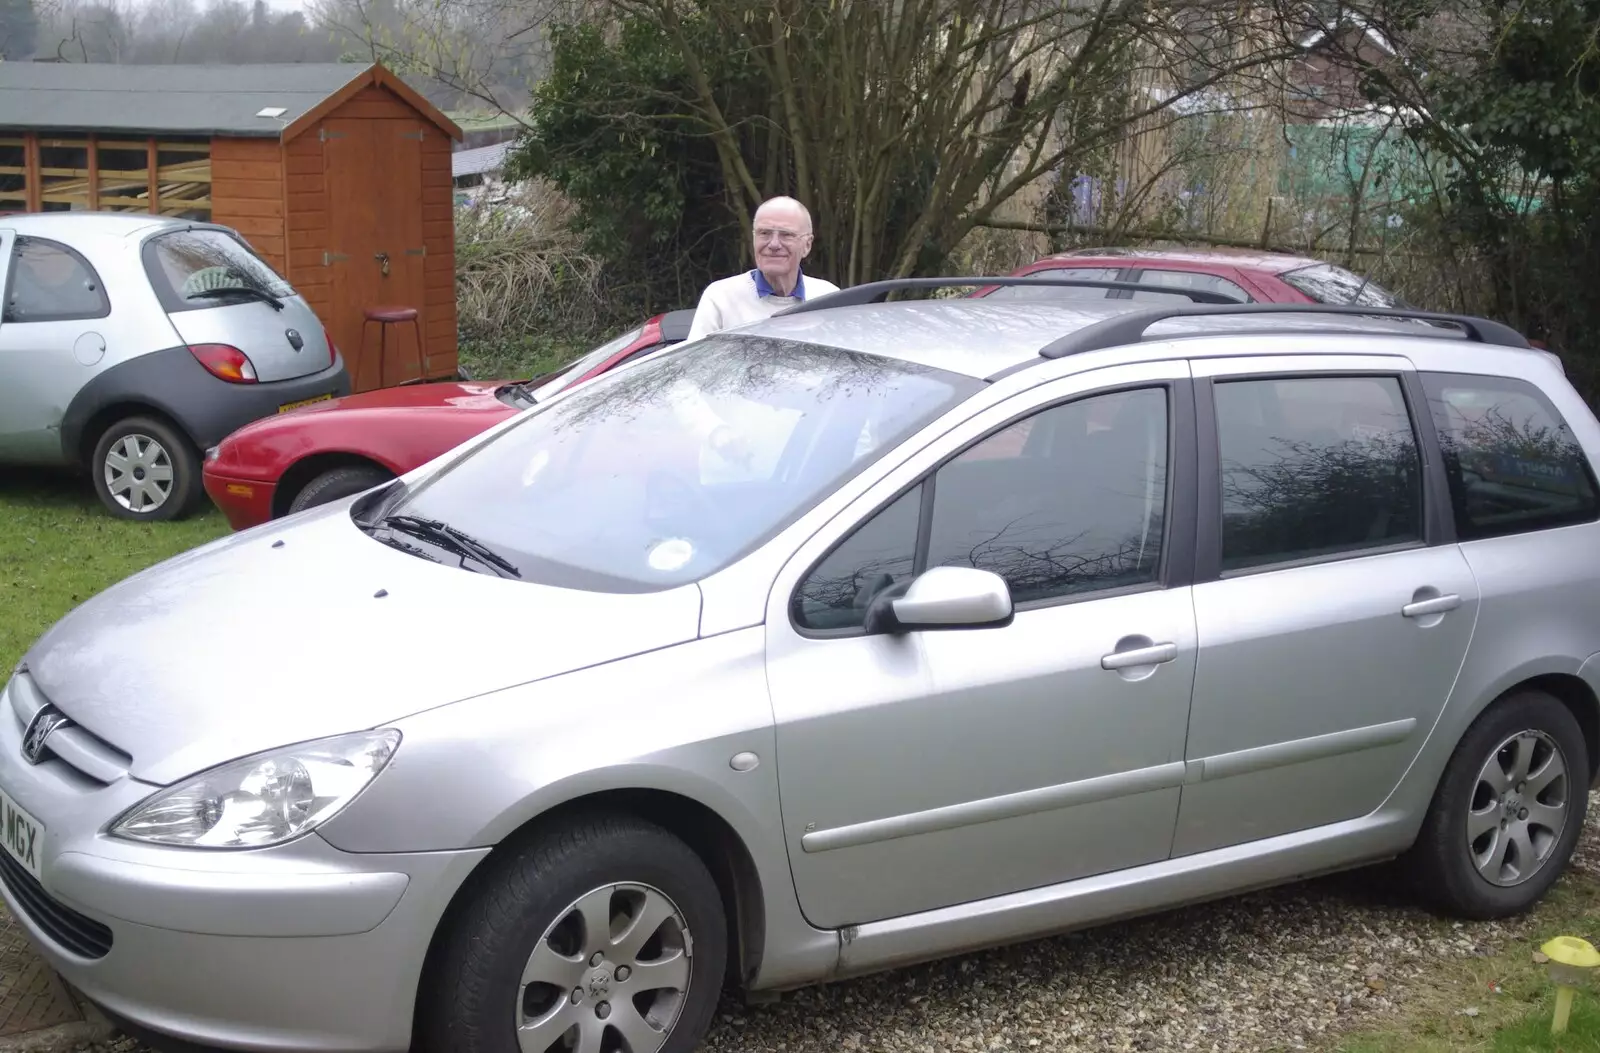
[1541, 936, 1600, 1034]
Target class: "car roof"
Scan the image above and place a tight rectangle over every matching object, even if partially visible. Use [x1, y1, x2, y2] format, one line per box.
[1033, 246, 1325, 274]
[733, 297, 1489, 381]
[0, 211, 197, 242]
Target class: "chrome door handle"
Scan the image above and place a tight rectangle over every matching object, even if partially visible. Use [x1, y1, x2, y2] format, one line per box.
[1101, 642, 1178, 670]
[1403, 594, 1461, 618]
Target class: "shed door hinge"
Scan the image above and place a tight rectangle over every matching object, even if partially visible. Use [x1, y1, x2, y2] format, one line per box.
[402, 129, 425, 140]
[405, 247, 426, 257]
[322, 251, 349, 266]
[319, 128, 345, 141]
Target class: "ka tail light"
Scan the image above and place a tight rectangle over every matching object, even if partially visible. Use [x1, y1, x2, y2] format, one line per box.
[188, 343, 259, 384]
[325, 329, 339, 367]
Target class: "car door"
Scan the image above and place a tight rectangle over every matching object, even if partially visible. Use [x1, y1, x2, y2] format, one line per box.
[0, 234, 111, 465]
[765, 360, 1200, 929]
[1170, 354, 1481, 858]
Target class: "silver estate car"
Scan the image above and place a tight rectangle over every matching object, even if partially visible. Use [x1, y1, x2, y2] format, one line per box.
[2, 282, 1598, 1053]
[0, 212, 349, 521]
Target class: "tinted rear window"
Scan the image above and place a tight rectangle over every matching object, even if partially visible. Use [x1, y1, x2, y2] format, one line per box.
[1422, 372, 1600, 539]
[1214, 375, 1423, 571]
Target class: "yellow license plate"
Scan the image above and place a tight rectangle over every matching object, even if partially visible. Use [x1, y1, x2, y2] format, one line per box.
[278, 393, 334, 414]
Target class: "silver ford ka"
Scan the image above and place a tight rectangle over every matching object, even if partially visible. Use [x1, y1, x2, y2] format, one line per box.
[0, 212, 349, 521]
[1, 283, 1598, 1053]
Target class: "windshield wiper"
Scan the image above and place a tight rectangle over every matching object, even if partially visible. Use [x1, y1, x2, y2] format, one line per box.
[375, 515, 523, 579]
[500, 381, 539, 408]
[188, 285, 286, 311]
[362, 529, 443, 565]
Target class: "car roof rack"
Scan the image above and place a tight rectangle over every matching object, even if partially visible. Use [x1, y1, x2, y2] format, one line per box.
[774, 276, 1243, 313]
[1034, 302, 1531, 359]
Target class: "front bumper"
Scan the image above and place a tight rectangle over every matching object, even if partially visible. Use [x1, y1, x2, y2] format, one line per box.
[200, 464, 276, 531]
[0, 683, 488, 1052]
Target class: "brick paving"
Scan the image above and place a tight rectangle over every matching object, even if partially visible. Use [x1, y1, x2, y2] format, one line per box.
[0, 907, 81, 1038]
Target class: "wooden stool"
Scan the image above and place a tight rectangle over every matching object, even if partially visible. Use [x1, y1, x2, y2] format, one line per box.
[360, 305, 425, 389]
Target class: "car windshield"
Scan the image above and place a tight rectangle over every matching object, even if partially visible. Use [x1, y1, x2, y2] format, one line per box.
[377, 334, 982, 592]
[1280, 262, 1407, 308]
[528, 325, 647, 401]
[146, 228, 295, 308]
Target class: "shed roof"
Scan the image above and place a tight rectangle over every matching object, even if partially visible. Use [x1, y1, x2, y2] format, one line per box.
[452, 140, 512, 179]
[0, 61, 463, 142]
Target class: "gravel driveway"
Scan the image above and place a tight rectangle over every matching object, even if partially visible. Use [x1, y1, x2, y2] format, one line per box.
[62, 792, 1600, 1053]
[699, 791, 1600, 1053]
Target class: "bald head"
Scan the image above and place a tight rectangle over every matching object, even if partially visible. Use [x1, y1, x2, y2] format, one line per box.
[751, 195, 816, 296]
[754, 196, 813, 234]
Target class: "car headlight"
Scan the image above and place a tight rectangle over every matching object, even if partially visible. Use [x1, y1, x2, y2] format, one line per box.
[109, 729, 401, 848]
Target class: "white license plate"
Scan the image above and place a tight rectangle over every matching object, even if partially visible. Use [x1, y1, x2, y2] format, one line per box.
[0, 786, 44, 883]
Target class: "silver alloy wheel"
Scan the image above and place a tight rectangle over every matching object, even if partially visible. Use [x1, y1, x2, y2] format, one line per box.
[1467, 728, 1570, 887]
[103, 433, 175, 514]
[516, 882, 693, 1053]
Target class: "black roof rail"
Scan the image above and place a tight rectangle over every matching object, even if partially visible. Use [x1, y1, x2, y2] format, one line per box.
[1035, 302, 1531, 359]
[774, 276, 1242, 314]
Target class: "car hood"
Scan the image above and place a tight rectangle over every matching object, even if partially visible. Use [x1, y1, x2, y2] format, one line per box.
[285, 379, 525, 415]
[21, 504, 704, 786]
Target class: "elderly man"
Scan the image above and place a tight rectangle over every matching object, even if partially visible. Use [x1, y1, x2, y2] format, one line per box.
[686, 196, 839, 341]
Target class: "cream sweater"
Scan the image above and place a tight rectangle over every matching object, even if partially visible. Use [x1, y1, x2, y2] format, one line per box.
[685, 268, 840, 341]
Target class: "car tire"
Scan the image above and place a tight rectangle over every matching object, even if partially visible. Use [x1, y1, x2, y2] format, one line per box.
[287, 464, 393, 515]
[90, 415, 203, 522]
[1403, 689, 1591, 919]
[416, 812, 727, 1053]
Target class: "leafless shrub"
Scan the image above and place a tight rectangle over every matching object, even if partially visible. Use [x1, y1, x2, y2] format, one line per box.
[453, 179, 610, 350]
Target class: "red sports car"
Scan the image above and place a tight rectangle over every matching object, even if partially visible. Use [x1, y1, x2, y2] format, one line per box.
[203, 309, 693, 530]
[974, 246, 1409, 307]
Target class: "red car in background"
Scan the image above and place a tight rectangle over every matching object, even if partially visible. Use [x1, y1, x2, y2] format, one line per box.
[203, 309, 694, 530]
[975, 246, 1409, 307]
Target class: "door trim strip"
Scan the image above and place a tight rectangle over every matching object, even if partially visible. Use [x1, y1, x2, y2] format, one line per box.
[799, 717, 1417, 855]
[800, 762, 1187, 854]
[1185, 718, 1417, 783]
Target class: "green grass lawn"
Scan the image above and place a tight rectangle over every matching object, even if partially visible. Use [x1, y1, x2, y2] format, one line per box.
[1489, 995, 1600, 1052]
[0, 468, 231, 671]
[1326, 871, 1600, 1053]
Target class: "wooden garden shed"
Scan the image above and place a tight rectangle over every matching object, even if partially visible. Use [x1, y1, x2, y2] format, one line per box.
[0, 61, 464, 391]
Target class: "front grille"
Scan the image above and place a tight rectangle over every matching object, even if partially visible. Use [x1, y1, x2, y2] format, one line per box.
[0, 847, 113, 959]
[5, 672, 131, 786]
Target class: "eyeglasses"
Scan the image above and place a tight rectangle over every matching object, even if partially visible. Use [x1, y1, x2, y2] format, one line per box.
[754, 227, 807, 244]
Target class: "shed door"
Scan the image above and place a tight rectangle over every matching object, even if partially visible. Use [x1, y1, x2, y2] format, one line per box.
[322, 118, 428, 390]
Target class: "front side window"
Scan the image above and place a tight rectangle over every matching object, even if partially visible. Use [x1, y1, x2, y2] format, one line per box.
[144, 228, 293, 312]
[926, 387, 1169, 602]
[1214, 375, 1423, 572]
[984, 266, 1121, 301]
[793, 386, 1171, 630]
[1128, 268, 1252, 303]
[382, 335, 981, 592]
[1422, 372, 1600, 540]
[792, 484, 922, 631]
[4, 237, 110, 322]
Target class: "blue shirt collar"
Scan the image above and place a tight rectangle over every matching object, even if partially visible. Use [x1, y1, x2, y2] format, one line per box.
[752, 268, 806, 299]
